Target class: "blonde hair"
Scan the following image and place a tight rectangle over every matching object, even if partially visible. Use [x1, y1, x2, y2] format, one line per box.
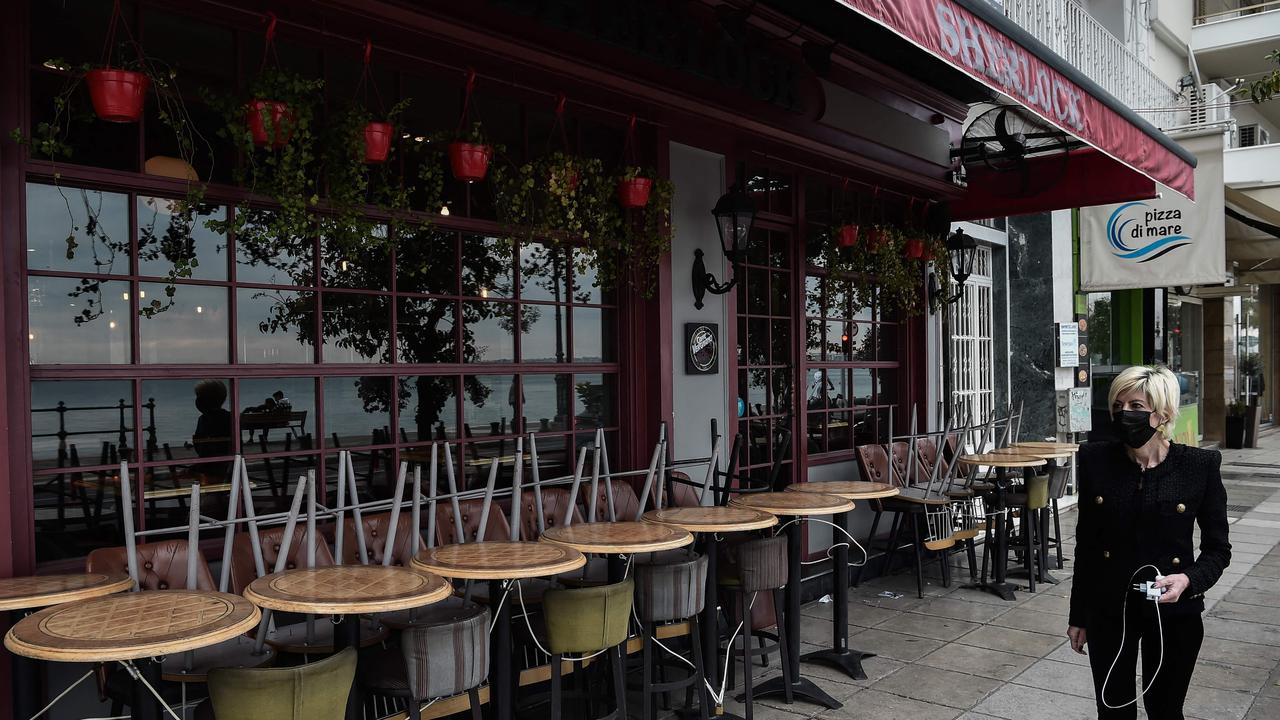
[1107, 365, 1181, 439]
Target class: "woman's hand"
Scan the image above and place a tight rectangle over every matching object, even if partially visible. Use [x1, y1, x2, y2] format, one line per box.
[1067, 626, 1087, 654]
[1154, 573, 1191, 603]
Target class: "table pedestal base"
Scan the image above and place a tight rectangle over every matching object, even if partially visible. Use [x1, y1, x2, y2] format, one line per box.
[334, 615, 362, 720]
[11, 609, 38, 720]
[799, 647, 872, 681]
[743, 676, 840, 710]
[1005, 568, 1060, 585]
[128, 658, 164, 720]
[962, 581, 1019, 602]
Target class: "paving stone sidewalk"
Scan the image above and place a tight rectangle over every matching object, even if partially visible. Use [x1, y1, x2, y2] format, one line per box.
[727, 440, 1280, 720]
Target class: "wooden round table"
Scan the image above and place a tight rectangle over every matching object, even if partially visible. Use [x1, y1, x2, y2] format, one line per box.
[244, 565, 451, 720]
[7, 589, 260, 720]
[1, 573, 134, 720]
[541, 521, 693, 557]
[412, 542, 586, 720]
[1011, 441, 1080, 452]
[729, 491, 853, 709]
[958, 453, 1046, 601]
[785, 482, 899, 681]
[641, 505, 774, 712]
[993, 446, 1074, 460]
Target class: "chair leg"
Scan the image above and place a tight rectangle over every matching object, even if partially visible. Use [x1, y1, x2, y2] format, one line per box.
[910, 512, 926, 599]
[885, 512, 904, 575]
[1052, 498, 1064, 569]
[725, 592, 737, 692]
[611, 645, 627, 720]
[771, 589, 793, 705]
[550, 653, 563, 720]
[689, 616, 710, 720]
[853, 507, 882, 587]
[1024, 508, 1037, 594]
[642, 622, 654, 720]
[758, 634, 769, 667]
[740, 591, 754, 720]
[468, 687, 482, 720]
[408, 697, 423, 720]
[966, 538, 978, 583]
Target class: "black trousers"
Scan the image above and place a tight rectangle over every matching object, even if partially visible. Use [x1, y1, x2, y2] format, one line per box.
[1086, 599, 1204, 719]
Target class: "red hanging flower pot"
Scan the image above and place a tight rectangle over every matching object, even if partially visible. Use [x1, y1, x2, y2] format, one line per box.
[836, 224, 859, 247]
[864, 227, 884, 249]
[905, 238, 926, 260]
[85, 69, 150, 123]
[617, 177, 652, 208]
[449, 141, 492, 182]
[245, 100, 295, 148]
[363, 122, 393, 163]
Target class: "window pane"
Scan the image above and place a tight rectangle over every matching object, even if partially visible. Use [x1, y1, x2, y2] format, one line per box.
[875, 323, 898, 361]
[522, 304, 567, 363]
[322, 226, 390, 290]
[240, 377, 316, 454]
[397, 298, 457, 364]
[806, 276, 822, 317]
[398, 227, 458, 295]
[828, 410, 853, 452]
[31, 379, 134, 470]
[573, 248, 604, 304]
[461, 236, 513, 298]
[26, 183, 130, 275]
[522, 374, 571, 432]
[852, 368, 874, 405]
[806, 412, 826, 454]
[139, 283, 229, 364]
[464, 302, 515, 364]
[805, 319, 821, 361]
[137, 198, 228, 280]
[745, 369, 768, 416]
[28, 276, 130, 364]
[805, 369, 828, 412]
[140, 378, 233, 464]
[463, 374, 518, 438]
[572, 307, 613, 362]
[234, 208, 313, 285]
[574, 373, 615, 427]
[400, 376, 458, 442]
[521, 242, 568, 302]
[322, 293, 389, 363]
[236, 288, 315, 363]
[324, 376, 392, 447]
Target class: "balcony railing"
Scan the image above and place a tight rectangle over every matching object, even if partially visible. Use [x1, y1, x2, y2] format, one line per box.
[1194, 0, 1280, 25]
[1004, 0, 1185, 128]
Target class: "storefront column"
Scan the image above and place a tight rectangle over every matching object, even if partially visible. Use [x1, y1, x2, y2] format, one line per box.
[1203, 297, 1235, 443]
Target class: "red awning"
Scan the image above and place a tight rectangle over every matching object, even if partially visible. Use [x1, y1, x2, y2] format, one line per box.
[831, 0, 1196, 202]
[950, 148, 1157, 220]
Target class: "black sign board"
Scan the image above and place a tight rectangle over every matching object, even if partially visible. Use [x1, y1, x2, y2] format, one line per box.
[685, 322, 719, 375]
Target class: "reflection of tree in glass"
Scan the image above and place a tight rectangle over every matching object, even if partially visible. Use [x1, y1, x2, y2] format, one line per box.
[61, 189, 128, 326]
[1088, 297, 1111, 365]
[575, 380, 606, 426]
[137, 200, 220, 317]
[219, 207, 313, 280]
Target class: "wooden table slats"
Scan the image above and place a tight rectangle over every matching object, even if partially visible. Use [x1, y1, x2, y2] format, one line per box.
[0, 573, 134, 612]
[412, 541, 586, 580]
[958, 453, 1047, 468]
[1011, 441, 1080, 452]
[786, 481, 900, 501]
[244, 565, 452, 615]
[641, 507, 777, 533]
[540, 521, 693, 554]
[730, 491, 855, 516]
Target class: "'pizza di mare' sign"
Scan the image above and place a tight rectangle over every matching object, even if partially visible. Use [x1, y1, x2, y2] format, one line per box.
[684, 323, 718, 375]
[1079, 133, 1225, 291]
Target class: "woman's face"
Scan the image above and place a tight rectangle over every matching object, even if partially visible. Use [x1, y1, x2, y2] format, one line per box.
[1112, 388, 1163, 429]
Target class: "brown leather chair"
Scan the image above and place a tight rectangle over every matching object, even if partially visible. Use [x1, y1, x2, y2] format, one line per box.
[650, 471, 702, 509]
[434, 499, 512, 546]
[341, 512, 423, 566]
[519, 488, 583, 541]
[229, 526, 336, 596]
[87, 539, 216, 592]
[581, 478, 641, 522]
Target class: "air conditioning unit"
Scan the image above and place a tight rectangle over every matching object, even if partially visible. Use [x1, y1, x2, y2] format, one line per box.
[1191, 84, 1231, 125]
[1239, 124, 1269, 147]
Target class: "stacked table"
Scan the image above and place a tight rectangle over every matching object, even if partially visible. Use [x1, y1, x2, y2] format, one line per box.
[541, 520, 693, 583]
[956, 453, 1046, 601]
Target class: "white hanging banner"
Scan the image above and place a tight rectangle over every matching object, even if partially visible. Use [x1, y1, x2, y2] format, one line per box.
[1080, 133, 1225, 291]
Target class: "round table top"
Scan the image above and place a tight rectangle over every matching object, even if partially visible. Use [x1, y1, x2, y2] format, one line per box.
[412, 541, 586, 580]
[730, 491, 855, 516]
[0, 573, 134, 612]
[958, 453, 1047, 469]
[1012, 441, 1080, 452]
[4, 590, 260, 663]
[541, 521, 694, 554]
[642, 506, 778, 533]
[997, 445, 1074, 459]
[243, 565, 452, 615]
[785, 481, 900, 501]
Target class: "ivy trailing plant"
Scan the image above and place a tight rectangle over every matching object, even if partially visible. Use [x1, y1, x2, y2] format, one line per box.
[322, 98, 411, 258]
[205, 67, 324, 271]
[13, 45, 212, 321]
[822, 223, 929, 317]
[616, 166, 674, 298]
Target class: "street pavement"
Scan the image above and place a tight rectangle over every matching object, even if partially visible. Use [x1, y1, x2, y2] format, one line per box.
[719, 432, 1280, 720]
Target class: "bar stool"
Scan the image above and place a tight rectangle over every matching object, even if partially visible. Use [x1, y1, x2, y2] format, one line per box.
[1002, 472, 1050, 592]
[543, 579, 633, 720]
[201, 648, 357, 720]
[633, 553, 710, 720]
[359, 603, 489, 720]
[721, 535, 793, 720]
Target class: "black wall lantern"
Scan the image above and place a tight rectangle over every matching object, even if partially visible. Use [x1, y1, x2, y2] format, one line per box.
[693, 167, 756, 310]
[928, 227, 979, 312]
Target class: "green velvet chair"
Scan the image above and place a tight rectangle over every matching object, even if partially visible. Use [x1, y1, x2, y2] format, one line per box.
[543, 578, 633, 720]
[205, 647, 356, 720]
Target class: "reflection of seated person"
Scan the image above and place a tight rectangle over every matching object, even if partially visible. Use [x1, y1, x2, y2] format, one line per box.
[193, 380, 232, 458]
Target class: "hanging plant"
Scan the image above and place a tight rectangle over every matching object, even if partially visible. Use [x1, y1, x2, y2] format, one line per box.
[12, 0, 211, 320]
[615, 171, 673, 297]
[617, 168, 653, 209]
[322, 99, 410, 257]
[447, 70, 493, 183]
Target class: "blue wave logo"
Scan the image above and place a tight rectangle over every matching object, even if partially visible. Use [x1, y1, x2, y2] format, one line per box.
[1106, 202, 1191, 264]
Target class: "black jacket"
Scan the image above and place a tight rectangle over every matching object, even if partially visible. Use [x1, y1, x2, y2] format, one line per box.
[1068, 441, 1231, 629]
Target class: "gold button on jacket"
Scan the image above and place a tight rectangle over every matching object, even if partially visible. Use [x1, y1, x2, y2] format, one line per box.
[1095, 496, 1104, 505]
[1103, 550, 1111, 558]
[1172, 557, 1181, 566]
[1176, 503, 1186, 513]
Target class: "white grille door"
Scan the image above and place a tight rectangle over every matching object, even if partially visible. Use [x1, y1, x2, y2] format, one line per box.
[950, 246, 994, 428]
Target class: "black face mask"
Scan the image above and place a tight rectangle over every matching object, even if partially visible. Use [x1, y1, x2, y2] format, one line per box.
[1112, 410, 1158, 448]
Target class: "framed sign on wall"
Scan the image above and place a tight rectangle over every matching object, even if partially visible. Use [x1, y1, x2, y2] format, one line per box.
[684, 322, 719, 375]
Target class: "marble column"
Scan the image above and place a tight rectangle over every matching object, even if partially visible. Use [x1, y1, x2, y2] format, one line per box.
[1006, 213, 1056, 439]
